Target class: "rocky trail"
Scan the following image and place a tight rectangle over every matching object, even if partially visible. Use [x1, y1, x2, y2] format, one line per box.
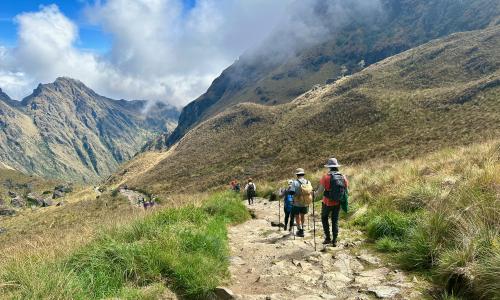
[224, 198, 431, 300]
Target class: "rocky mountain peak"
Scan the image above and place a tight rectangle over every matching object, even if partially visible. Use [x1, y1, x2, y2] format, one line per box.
[0, 88, 10, 102]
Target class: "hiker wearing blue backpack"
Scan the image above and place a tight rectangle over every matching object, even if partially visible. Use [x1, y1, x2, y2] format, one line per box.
[315, 158, 349, 247]
[279, 180, 295, 231]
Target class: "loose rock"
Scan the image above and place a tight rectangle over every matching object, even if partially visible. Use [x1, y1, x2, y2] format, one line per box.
[11, 196, 26, 208]
[367, 286, 400, 298]
[0, 207, 16, 216]
[214, 287, 235, 300]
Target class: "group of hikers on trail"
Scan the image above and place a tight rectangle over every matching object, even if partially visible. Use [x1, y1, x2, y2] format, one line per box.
[230, 157, 348, 247]
[230, 178, 257, 205]
[279, 157, 348, 247]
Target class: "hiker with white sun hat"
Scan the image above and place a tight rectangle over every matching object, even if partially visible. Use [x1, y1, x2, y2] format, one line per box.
[290, 168, 313, 237]
[315, 157, 349, 247]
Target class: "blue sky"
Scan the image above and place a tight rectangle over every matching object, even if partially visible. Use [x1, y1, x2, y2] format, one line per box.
[0, 0, 291, 105]
[0, 0, 196, 51]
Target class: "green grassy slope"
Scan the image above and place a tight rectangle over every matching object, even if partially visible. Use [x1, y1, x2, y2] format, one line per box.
[0, 192, 249, 299]
[113, 25, 500, 198]
[345, 140, 499, 299]
[167, 0, 500, 146]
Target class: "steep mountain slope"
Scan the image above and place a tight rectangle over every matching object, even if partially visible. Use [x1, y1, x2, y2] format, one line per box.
[167, 0, 500, 146]
[0, 78, 179, 182]
[112, 25, 500, 196]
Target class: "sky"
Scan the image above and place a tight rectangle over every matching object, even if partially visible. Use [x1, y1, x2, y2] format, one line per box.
[0, 0, 292, 106]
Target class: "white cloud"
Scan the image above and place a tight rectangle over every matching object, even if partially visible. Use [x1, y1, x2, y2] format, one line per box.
[0, 1, 291, 106]
[0, 0, 381, 106]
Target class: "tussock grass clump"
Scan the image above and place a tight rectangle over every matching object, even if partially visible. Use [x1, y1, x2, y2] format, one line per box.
[349, 141, 500, 298]
[0, 191, 249, 299]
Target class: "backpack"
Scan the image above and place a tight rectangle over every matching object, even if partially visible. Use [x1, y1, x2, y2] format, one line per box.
[247, 183, 256, 197]
[295, 179, 313, 205]
[324, 173, 346, 201]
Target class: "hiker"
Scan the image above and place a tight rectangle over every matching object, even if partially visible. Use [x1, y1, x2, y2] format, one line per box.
[279, 180, 295, 231]
[244, 178, 256, 205]
[230, 179, 236, 191]
[315, 158, 349, 247]
[235, 181, 241, 193]
[290, 168, 313, 237]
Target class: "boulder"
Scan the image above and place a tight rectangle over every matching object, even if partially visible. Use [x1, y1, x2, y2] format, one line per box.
[27, 193, 44, 206]
[52, 189, 65, 199]
[0, 198, 4, 206]
[367, 286, 400, 298]
[8, 191, 17, 198]
[11, 196, 26, 208]
[42, 198, 53, 207]
[55, 184, 73, 193]
[213, 287, 235, 300]
[0, 207, 15, 216]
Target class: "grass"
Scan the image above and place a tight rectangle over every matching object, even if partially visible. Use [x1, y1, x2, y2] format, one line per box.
[0, 191, 250, 299]
[347, 141, 500, 299]
[111, 25, 500, 201]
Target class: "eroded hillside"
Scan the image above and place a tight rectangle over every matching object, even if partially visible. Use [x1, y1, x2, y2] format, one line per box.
[0, 78, 179, 182]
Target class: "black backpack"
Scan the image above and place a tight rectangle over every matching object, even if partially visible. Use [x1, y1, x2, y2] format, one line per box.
[247, 183, 256, 197]
[324, 173, 346, 201]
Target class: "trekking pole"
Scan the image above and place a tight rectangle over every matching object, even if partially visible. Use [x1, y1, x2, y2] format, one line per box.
[312, 191, 317, 251]
[278, 190, 281, 232]
[308, 204, 310, 230]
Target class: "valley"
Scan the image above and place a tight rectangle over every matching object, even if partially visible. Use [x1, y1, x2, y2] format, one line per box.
[0, 0, 499, 299]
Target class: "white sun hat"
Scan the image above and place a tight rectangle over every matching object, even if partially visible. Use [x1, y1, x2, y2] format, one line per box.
[325, 158, 341, 168]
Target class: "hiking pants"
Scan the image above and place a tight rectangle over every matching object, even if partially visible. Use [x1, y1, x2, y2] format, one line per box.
[247, 196, 254, 205]
[321, 203, 340, 241]
[284, 209, 294, 229]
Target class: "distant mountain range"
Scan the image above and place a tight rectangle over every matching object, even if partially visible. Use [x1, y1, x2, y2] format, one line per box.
[167, 0, 500, 147]
[0, 77, 179, 182]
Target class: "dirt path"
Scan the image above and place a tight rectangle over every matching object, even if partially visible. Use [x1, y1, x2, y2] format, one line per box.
[226, 198, 430, 300]
[119, 188, 149, 206]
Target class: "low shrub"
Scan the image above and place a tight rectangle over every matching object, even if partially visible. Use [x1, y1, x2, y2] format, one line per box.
[366, 210, 415, 240]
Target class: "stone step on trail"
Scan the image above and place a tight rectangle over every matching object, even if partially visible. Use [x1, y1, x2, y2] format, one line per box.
[225, 197, 431, 299]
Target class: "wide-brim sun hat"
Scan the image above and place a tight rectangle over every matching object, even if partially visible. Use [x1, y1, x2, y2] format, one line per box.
[325, 158, 341, 168]
[295, 168, 305, 175]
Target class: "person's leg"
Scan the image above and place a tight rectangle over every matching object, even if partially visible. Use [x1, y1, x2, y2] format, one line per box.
[284, 210, 290, 229]
[321, 203, 332, 242]
[289, 210, 294, 231]
[332, 205, 341, 245]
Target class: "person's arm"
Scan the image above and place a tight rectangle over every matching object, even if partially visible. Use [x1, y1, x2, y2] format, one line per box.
[314, 176, 325, 201]
[315, 185, 325, 201]
[289, 181, 297, 195]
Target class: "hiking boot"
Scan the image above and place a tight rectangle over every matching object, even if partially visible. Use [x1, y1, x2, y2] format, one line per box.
[332, 240, 337, 247]
[289, 226, 293, 232]
[297, 229, 305, 237]
[323, 238, 332, 245]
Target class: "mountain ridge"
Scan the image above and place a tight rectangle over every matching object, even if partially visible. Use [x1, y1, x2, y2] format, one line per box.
[111, 25, 500, 197]
[0, 77, 179, 182]
[166, 0, 500, 147]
